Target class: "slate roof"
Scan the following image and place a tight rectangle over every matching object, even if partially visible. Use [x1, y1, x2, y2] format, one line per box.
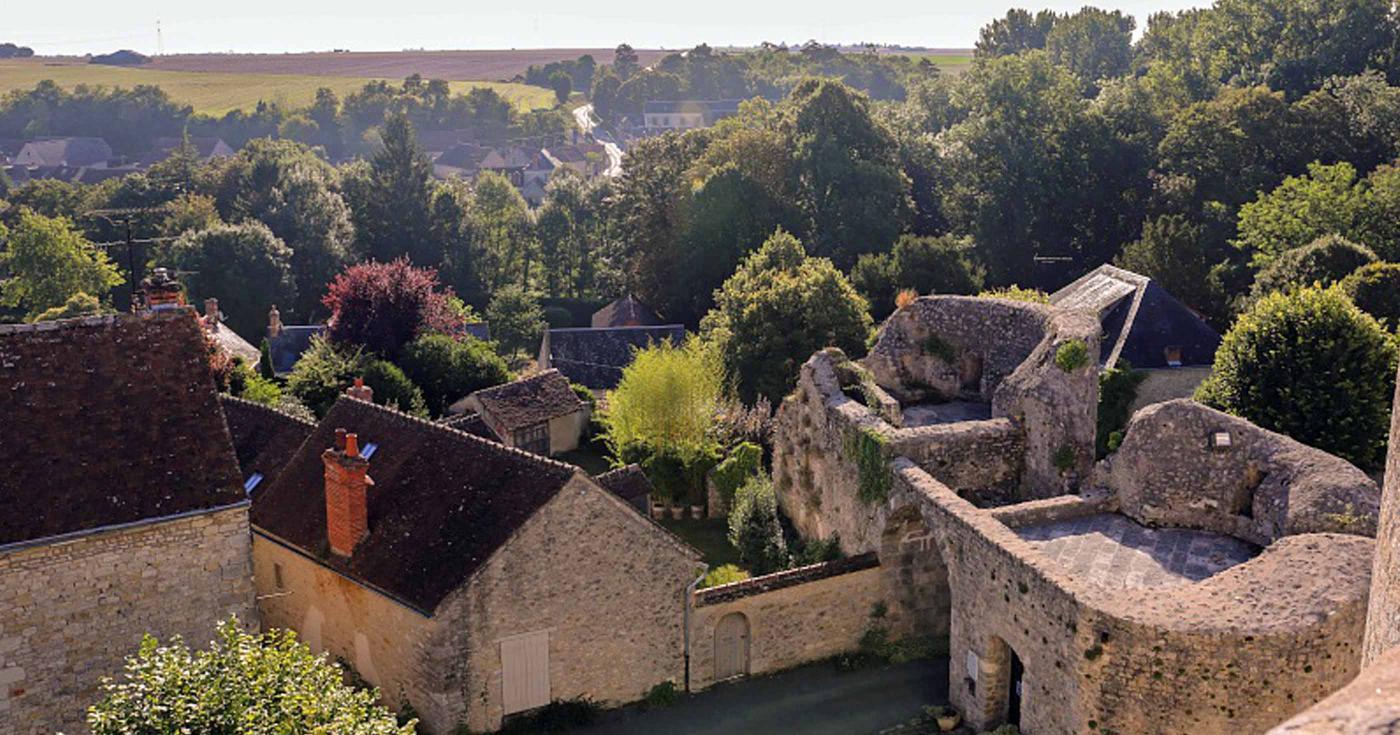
[0, 311, 246, 546]
[267, 325, 325, 375]
[1051, 264, 1221, 370]
[595, 464, 653, 512]
[469, 369, 583, 431]
[205, 319, 261, 365]
[139, 136, 232, 166]
[436, 411, 500, 441]
[220, 395, 314, 495]
[592, 295, 663, 328]
[435, 142, 490, 170]
[541, 325, 686, 389]
[249, 397, 580, 611]
[16, 136, 113, 167]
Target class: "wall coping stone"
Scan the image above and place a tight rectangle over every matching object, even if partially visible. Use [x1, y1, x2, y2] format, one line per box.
[694, 552, 880, 606]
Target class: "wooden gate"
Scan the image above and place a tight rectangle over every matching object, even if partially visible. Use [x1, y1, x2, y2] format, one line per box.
[714, 612, 750, 680]
[501, 630, 550, 715]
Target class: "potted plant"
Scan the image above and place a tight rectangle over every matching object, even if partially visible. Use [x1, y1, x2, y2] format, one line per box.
[669, 503, 685, 520]
[927, 705, 960, 732]
[650, 501, 667, 520]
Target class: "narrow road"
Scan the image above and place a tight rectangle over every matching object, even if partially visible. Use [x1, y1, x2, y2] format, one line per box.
[575, 659, 948, 735]
[573, 103, 624, 178]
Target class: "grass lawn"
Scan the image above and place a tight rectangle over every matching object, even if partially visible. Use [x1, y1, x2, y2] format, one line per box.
[893, 53, 975, 73]
[661, 517, 742, 569]
[0, 60, 556, 116]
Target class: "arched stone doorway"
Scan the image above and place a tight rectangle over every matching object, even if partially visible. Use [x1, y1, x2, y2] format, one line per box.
[714, 612, 750, 680]
[982, 635, 1025, 729]
[880, 506, 951, 639]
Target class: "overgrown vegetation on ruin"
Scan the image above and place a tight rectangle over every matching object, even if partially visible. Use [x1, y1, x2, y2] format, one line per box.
[847, 427, 893, 504]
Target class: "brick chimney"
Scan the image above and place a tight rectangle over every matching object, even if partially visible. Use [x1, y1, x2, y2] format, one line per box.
[346, 377, 374, 402]
[203, 297, 220, 331]
[267, 305, 283, 338]
[323, 430, 373, 557]
[142, 267, 185, 311]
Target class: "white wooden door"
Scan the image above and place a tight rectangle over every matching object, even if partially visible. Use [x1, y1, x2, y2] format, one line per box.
[714, 613, 750, 680]
[501, 630, 551, 715]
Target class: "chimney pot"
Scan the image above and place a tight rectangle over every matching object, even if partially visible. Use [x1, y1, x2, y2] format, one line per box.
[344, 432, 359, 458]
[267, 305, 283, 338]
[335, 427, 347, 451]
[346, 377, 374, 402]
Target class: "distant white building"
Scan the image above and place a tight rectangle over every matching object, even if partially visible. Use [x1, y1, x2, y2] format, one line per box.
[642, 100, 742, 131]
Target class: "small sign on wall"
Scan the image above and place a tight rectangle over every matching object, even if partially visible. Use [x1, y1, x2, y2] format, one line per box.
[966, 650, 980, 681]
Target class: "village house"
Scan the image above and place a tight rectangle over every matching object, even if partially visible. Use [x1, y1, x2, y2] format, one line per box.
[247, 395, 701, 733]
[138, 136, 235, 167]
[456, 368, 588, 456]
[591, 295, 664, 328]
[1051, 264, 1222, 410]
[538, 324, 686, 390]
[13, 136, 113, 168]
[201, 296, 261, 365]
[642, 100, 742, 131]
[0, 309, 257, 734]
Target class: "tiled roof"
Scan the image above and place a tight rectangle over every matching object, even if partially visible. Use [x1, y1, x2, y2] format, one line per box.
[139, 136, 232, 166]
[250, 397, 579, 611]
[469, 369, 583, 431]
[435, 142, 490, 169]
[0, 311, 246, 546]
[1051, 264, 1221, 370]
[206, 319, 261, 365]
[591, 295, 663, 328]
[267, 325, 325, 375]
[542, 325, 686, 389]
[16, 136, 113, 167]
[436, 411, 500, 441]
[595, 464, 653, 512]
[220, 395, 314, 495]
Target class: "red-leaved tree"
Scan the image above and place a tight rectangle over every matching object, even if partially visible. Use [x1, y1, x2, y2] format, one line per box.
[322, 258, 464, 358]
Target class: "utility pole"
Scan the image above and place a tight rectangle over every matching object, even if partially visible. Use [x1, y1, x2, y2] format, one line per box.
[156, 20, 164, 57]
[85, 206, 176, 311]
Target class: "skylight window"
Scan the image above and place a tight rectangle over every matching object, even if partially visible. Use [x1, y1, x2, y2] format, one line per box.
[361, 442, 379, 459]
[243, 472, 264, 494]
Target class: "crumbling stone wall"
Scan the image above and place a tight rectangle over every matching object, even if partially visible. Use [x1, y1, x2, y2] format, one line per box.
[0, 506, 255, 735]
[1364, 365, 1400, 664]
[1270, 646, 1400, 733]
[1106, 400, 1380, 545]
[892, 463, 1373, 735]
[688, 555, 883, 690]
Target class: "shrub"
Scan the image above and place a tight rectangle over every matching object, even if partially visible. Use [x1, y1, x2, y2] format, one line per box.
[634, 443, 721, 505]
[1053, 444, 1077, 473]
[1097, 362, 1145, 456]
[643, 681, 680, 709]
[1250, 235, 1377, 299]
[399, 333, 511, 416]
[1340, 262, 1400, 328]
[239, 372, 283, 406]
[699, 564, 751, 589]
[86, 618, 413, 734]
[1197, 285, 1398, 468]
[602, 337, 724, 461]
[846, 428, 891, 504]
[1054, 339, 1089, 372]
[258, 337, 276, 379]
[728, 474, 788, 574]
[286, 335, 368, 418]
[979, 285, 1050, 304]
[362, 359, 428, 417]
[712, 442, 764, 506]
[792, 535, 844, 566]
[323, 258, 464, 358]
[30, 291, 111, 322]
[542, 305, 574, 328]
[922, 334, 957, 363]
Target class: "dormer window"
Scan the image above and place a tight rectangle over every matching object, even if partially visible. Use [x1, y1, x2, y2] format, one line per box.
[1164, 346, 1183, 367]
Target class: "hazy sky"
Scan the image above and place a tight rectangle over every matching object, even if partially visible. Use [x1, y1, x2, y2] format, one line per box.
[15, 1, 1208, 55]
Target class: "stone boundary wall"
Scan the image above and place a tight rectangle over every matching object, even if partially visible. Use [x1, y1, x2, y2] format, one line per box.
[1270, 646, 1400, 732]
[891, 461, 1372, 735]
[1129, 366, 1212, 414]
[988, 490, 1116, 529]
[1364, 363, 1400, 663]
[891, 419, 1025, 506]
[0, 506, 255, 735]
[688, 557, 885, 691]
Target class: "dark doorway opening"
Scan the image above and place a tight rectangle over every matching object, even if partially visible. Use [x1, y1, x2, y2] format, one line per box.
[1007, 648, 1024, 728]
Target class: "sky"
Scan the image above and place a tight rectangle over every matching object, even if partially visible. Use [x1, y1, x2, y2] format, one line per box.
[13, 1, 1209, 56]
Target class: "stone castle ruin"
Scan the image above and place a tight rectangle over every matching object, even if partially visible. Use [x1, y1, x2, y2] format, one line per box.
[771, 295, 1381, 734]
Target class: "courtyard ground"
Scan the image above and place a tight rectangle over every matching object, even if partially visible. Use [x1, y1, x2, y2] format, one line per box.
[575, 658, 948, 735]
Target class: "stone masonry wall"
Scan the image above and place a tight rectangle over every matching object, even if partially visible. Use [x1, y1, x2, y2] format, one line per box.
[0, 506, 255, 735]
[441, 475, 702, 733]
[1107, 400, 1380, 545]
[251, 534, 449, 732]
[892, 463, 1373, 735]
[688, 560, 885, 691]
[1364, 363, 1400, 664]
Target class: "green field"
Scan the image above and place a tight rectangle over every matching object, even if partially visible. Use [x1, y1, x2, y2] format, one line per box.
[0, 61, 556, 116]
[894, 53, 975, 72]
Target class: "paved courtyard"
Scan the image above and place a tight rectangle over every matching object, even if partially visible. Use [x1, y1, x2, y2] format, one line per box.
[902, 400, 992, 427]
[1015, 513, 1258, 589]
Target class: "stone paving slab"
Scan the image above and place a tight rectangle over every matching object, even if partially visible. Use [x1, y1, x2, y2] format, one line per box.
[1014, 513, 1258, 590]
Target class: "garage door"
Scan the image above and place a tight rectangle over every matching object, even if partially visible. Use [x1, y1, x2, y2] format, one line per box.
[501, 630, 551, 715]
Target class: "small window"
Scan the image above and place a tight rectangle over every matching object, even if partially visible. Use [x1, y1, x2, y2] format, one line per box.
[515, 423, 551, 456]
[243, 472, 264, 495]
[360, 442, 379, 459]
[1164, 346, 1183, 367]
[273, 562, 285, 591]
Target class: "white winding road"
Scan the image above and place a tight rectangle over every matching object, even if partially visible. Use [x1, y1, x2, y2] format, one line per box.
[573, 103, 624, 177]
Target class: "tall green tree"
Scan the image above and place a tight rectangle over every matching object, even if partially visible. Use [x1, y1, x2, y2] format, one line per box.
[1045, 7, 1134, 95]
[0, 210, 123, 319]
[701, 229, 872, 403]
[349, 112, 437, 265]
[469, 171, 535, 292]
[158, 222, 297, 337]
[485, 284, 546, 358]
[975, 8, 1058, 58]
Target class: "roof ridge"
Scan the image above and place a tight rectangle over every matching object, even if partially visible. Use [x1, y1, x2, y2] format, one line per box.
[219, 393, 316, 427]
[338, 396, 582, 475]
[0, 309, 189, 335]
[548, 324, 686, 333]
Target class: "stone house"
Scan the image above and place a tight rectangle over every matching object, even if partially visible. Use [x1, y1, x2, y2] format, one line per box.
[248, 396, 701, 733]
[1051, 264, 1222, 410]
[0, 310, 256, 734]
[457, 369, 588, 456]
[139, 136, 235, 167]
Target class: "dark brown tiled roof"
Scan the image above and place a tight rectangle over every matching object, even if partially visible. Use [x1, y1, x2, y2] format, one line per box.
[469, 369, 583, 431]
[591, 296, 663, 328]
[250, 397, 579, 611]
[436, 411, 500, 441]
[0, 311, 246, 546]
[595, 464, 654, 509]
[220, 395, 314, 494]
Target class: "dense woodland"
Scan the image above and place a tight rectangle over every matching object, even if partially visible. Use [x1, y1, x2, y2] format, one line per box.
[3, 0, 1400, 469]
